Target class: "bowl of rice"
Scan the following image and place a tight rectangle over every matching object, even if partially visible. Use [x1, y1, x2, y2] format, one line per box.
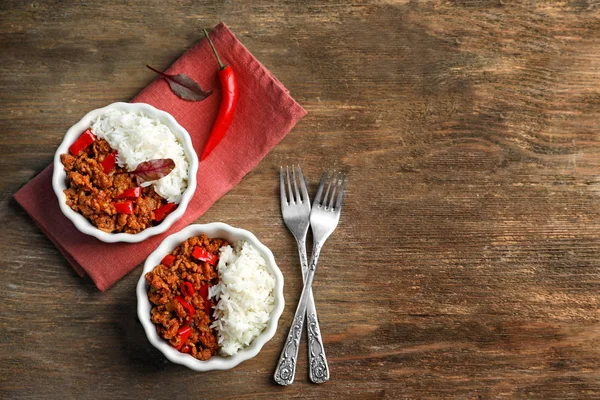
[52, 102, 198, 243]
[136, 223, 285, 371]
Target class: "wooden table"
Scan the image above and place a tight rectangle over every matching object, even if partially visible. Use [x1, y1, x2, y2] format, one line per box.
[2, 1, 600, 398]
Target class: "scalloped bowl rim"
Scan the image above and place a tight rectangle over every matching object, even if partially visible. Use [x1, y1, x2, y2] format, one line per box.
[136, 222, 285, 371]
[52, 102, 198, 243]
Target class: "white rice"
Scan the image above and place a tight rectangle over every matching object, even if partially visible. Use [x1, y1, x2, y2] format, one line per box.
[209, 241, 276, 356]
[90, 109, 189, 204]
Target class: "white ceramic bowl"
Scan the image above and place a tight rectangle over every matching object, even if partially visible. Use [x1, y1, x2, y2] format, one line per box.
[52, 102, 198, 243]
[136, 223, 285, 371]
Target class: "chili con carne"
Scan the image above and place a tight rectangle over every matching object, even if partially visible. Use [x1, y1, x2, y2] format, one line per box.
[146, 235, 225, 360]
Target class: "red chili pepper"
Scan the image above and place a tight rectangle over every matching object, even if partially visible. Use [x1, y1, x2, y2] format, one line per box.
[100, 151, 117, 173]
[161, 254, 176, 267]
[174, 325, 192, 351]
[192, 247, 218, 265]
[112, 200, 134, 214]
[174, 295, 195, 320]
[116, 187, 142, 199]
[181, 282, 195, 297]
[200, 29, 238, 161]
[154, 203, 177, 222]
[69, 128, 96, 156]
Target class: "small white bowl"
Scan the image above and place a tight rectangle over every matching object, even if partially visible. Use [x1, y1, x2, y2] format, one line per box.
[52, 102, 198, 243]
[136, 223, 285, 371]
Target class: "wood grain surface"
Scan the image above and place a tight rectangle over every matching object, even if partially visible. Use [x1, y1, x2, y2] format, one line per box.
[2, 1, 600, 399]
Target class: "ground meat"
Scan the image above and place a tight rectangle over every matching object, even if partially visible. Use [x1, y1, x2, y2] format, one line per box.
[145, 235, 228, 360]
[60, 138, 170, 234]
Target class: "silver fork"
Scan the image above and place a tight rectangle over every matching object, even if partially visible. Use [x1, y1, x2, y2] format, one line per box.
[276, 165, 329, 384]
[274, 170, 346, 385]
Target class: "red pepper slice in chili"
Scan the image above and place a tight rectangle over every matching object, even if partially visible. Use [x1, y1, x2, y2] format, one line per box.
[116, 187, 142, 199]
[174, 295, 195, 320]
[203, 299, 213, 316]
[199, 284, 209, 300]
[154, 203, 177, 222]
[161, 254, 176, 267]
[198, 284, 212, 315]
[180, 344, 192, 354]
[174, 325, 192, 351]
[69, 128, 96, 156]
[181, 282, 195, 297]
[192, 247, 218, 265]
[200, 29, 238, 161]
[112, 200, 134, 214]
[100, 150, 117, 173]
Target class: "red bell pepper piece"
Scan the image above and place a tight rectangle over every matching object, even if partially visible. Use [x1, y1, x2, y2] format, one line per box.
[69, 128, 96, 156]
[174, 295, 195, 320]
[180, 344, 192, 354]
[192, 247, 218, 265]
[197, 284, 212, 315]
[161, 254, 176, 267]
[116, 187, 142, 199]
[203, 299, 213, 316]
[100, 151, 117, 173]
[181, 282, 195, 297]
[199, 284, 209, 300]
[174, 325, 192, 351]
[154, 203, 177, 222]
[112, 200, 134, 214]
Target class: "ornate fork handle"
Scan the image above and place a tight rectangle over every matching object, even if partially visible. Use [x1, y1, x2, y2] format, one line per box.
[274, 242, 324, 385]
[307, 310, 329, 383]
[296, 239, 329, 383]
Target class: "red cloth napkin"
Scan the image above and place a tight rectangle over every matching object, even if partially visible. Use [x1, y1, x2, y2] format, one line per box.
[14, 23, 306, 291]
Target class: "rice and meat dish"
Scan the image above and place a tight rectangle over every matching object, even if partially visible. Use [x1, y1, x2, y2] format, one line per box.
[145, 235, 275, 360]
[60, 109, 189, 234]
[61, 138, 169, 233]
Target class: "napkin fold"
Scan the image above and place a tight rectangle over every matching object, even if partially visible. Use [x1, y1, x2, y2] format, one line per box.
[14, 23, 306, 291]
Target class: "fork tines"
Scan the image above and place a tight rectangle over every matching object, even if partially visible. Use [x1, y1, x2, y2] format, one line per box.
[280, 165, 309, 206]
[314, 171, 346, 211]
